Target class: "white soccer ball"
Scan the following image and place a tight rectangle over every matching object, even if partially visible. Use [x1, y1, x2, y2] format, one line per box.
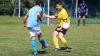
[62, 23, 70, 29]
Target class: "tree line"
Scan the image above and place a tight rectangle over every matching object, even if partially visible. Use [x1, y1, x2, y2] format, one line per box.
[0, 0, 100, 17]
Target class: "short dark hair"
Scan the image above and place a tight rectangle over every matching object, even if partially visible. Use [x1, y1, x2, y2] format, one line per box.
[55, 0, 64, 7]
[35, 1, 44, 7]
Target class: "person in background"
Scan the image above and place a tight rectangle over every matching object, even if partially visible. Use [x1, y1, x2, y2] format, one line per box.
[78, 0, 88, 26]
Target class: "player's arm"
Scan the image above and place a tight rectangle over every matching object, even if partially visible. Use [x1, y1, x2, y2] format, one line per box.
[45, 15, 57, 19]
[37, 12, 42, 21]
[86, 8, 88, 16]
[23, 16, 28, 27]
[85, 4, 88, 16]
[78, 7, 80, 13]
[44, 11, 58, 19]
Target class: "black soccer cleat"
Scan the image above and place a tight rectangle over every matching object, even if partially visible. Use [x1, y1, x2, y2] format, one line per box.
[55, 48, 61, 51]
[63, 48, 71, 52]
[65, 47, 72, 49]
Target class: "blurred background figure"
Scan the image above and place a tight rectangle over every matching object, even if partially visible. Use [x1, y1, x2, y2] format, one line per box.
[78, 0, 88, 26]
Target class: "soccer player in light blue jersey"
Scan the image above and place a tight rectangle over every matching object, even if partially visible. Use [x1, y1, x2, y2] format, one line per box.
[24, 1, 48, 56]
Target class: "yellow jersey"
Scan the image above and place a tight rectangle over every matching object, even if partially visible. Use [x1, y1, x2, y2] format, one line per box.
[55, 8, 70, 26]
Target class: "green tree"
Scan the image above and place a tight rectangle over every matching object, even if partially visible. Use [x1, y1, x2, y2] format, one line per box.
[0, 0, 14, 15]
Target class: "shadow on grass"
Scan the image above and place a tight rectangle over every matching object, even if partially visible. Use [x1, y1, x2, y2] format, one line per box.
[32, 50, 47, 54]
[60, 47, 67, 50]
[38, 50, 47, 54]
[59, 47, 72, 52]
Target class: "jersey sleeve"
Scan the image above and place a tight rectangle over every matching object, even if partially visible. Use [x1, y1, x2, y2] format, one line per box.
[62, 9, 70, 24]
[42, 7, 45, 13]
[62, 9, 68, 20]
[26, 11, 29, 17]
[37, 7, 42, 13]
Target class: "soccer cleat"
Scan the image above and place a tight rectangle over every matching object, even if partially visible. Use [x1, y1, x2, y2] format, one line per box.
[55, 48, 61, 51]
[65, 47, 72, 49]
[63, 48, 71, 52]
[33, 51, 40, 56]
[42, 44, 49, 49]
[34, 54, 38, 56]
[34, 53, 40, 56]
[33, 52, 39, 56]
[60, 47, 72, 50]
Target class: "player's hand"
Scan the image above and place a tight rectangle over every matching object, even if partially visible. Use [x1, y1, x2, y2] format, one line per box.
[43, 13, 47, 17]
[86, 13, 88, 16]
[24, 24, 26, 27]
[42, 13, 49, 18]
[57, 27, 62, 31]
[44, 15, 49, 18]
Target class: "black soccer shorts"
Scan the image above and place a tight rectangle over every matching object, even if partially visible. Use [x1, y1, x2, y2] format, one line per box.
[55, 26, 68, 35]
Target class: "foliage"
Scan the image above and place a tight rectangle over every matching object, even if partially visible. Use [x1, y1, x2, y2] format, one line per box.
[0, 0, 14, 15]
[0, 0, 100, 17]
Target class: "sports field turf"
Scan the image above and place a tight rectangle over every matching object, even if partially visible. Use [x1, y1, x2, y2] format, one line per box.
[0, 16, 100, 56]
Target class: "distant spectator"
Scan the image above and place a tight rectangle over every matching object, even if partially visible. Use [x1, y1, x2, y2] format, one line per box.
[78, 0, 88, 26]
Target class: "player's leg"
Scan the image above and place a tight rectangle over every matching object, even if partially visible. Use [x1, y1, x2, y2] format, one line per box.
[34, 26, 48, 49]
[53, 29, 59, 49]
[58, 29, 68, 47]
[31, 36, 38, 56]
[78, 15, 81, 26]
[83, 16, 86, 26]
[28, 28, 38, 56]
[58, 28, 72, 50]
[78, 16, 81, 26]
[37, 33, 48, 49]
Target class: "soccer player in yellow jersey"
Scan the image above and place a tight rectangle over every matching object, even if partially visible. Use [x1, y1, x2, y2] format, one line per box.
[45, 1, 72, 51]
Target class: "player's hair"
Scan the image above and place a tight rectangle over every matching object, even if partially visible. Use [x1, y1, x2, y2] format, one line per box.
[55, 0, 64, 7]
[35, 1, 44, 7]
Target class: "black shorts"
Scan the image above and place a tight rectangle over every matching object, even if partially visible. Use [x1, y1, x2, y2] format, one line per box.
[55, 26, 68, 35]
[79, 12, 86, 18]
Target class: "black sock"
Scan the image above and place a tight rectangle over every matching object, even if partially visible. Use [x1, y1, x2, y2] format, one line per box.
[83, 19, 85, 26]
[78, 19, 80, 26]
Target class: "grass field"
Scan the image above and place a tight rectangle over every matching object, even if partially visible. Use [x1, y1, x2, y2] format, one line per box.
[0, 16, 100, 56]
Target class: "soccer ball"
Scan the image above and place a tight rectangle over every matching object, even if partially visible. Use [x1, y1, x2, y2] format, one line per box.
[62, 23, 70, 29]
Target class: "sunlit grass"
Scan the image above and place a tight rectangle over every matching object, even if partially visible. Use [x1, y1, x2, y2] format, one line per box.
[0, 16, 100, 56]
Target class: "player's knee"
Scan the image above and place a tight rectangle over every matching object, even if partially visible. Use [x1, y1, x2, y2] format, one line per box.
[38, 33, 42, 39]
[31, 36, 36, 40]
[53, 33, 55, 37]
[78, 16, 81, 19]
[58, 33, 63, 39]
[53, 31, 58, 37]
[83, 16, 85, 19]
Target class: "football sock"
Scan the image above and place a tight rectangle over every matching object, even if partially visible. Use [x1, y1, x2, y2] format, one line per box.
[38, 38, 47, 48]
[53, 36, 59, 49]
[60, 37, 68, 47]
[83, 19, 85, 26]
[31, 40, 38, 55]
[78, 19, 80, 26]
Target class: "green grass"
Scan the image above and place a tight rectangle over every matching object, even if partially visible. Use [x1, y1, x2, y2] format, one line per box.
[0, 16, 100, 56]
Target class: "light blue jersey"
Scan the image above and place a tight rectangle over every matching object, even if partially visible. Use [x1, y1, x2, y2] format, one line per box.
[26, 5, 42, 27]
